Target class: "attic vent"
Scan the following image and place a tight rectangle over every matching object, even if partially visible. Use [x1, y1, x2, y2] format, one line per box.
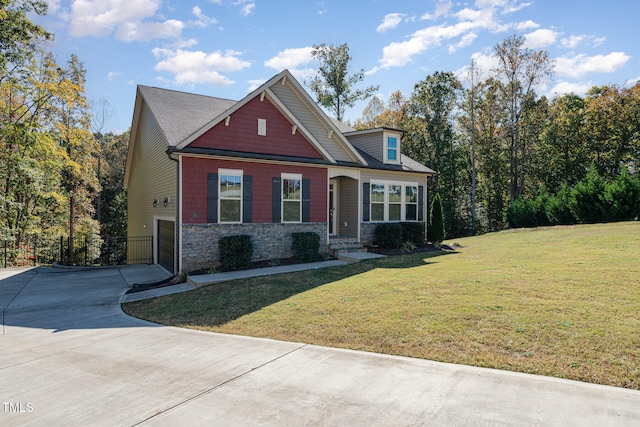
[258, 119, 267, 136]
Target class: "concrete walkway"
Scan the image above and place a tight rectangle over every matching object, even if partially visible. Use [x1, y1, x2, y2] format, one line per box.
[1, 265, 640, 426]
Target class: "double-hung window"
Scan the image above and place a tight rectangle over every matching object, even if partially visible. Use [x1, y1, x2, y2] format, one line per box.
[219, 170, 242, 223]
[370, 180, 419, 222]
[370, 183, 385, 221]
[282, 174, 302, 222]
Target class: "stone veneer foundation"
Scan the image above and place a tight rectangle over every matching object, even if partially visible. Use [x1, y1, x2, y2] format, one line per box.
[181, 222, 328, 272]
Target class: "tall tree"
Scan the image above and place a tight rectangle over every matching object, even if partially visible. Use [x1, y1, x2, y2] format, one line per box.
[0, 0, 50, 80]
[403, 71, 467, 236]
[493, 34, 553, 202]
[308, 43, 379, 121]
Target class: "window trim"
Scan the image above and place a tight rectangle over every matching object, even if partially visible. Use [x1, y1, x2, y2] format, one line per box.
[384, 134, 401, 164]
[218, 168, 243, 224]
[369, 179, 420, 222]
[281, 173, 302, 223]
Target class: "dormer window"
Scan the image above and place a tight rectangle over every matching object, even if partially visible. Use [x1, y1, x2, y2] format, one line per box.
[384, 135, 400, 164]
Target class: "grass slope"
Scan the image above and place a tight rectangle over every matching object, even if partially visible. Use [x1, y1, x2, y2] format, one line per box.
[123, 222, 640, 389]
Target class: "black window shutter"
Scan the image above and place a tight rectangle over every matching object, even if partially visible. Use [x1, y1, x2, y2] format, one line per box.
[362, 183, 370, 222]
[243, 175, 253, 223]
[207, 173, 218, 223]
[418, 185, 424, 222]
[272, 177, 281, 223]
[302, 178, 310, 222]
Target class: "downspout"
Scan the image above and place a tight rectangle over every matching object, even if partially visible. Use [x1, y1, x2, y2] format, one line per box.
[166, 148, 180, 273]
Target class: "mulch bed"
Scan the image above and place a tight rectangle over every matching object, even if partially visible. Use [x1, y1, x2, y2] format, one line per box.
[366, 243, 456, 256]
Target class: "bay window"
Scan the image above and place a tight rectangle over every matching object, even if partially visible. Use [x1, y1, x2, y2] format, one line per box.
[369, 180, 420, 222]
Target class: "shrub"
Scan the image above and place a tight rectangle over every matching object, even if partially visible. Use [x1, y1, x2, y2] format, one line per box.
[568, 166, 607, 223]
[374, 223, 403, 248]
[219, 235, 253, 270]
[291, 232, 320, 262]
[430, 193, 445, 243]
[602, 168, 640, 221]
[400, 222, 425, 246]
[505, 195, 548, 228]
[545, 184, 575, 225]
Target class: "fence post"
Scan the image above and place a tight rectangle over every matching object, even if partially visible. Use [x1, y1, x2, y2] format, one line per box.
[3, 240, 6, 269]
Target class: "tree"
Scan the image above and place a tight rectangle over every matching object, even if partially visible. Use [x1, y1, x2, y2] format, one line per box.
[0, 0, 51, 80]
[354, 90, 406, 130]
[492, 34, 553, 203]
[403, 71, 467, 236]
[308, 43, 379, 121]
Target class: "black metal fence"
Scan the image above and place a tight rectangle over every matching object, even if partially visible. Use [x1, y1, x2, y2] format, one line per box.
[2, 236, 153, 268]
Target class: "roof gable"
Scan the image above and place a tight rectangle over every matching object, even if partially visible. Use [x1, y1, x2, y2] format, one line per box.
[188, 95, 326, 160]
[177, 70, 367, 166]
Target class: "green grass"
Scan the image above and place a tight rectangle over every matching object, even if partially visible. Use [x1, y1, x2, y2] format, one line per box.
[123, 222, 640, 389]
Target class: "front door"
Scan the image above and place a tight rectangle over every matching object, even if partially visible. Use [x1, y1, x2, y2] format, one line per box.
[329, 179, 337, 235]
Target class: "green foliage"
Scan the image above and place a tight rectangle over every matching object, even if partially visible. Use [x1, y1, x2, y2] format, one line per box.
[291, 232, 320, 262]
[308, 43, 379, 121]
[219, 235, 253, 271]
[373, 223, 403, 248]
[602, 169, 640, 221]
[505, 192, 548, 228]
[545, 184, 575, 225]
[568, 166, 607, 223]
[400, 222, 426, 246]
[429, 193, 446, 243]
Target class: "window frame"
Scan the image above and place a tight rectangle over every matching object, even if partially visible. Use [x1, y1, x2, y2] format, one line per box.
[369, 180, 420, 222]
[281, 173, 302, 223]
[218, 169, 243, 224]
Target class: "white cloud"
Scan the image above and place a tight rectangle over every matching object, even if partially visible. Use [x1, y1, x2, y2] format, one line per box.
[68, 0, 185, 42]
[524, 28, 560, 48]
[116, 19, 183, 42]
[550, 81, 593, 96]
[516, 20, 539, 30]
[625, 76, 640, 87]
[374, 0, 524, 71]
[264, 47, 314, 70]
[234, 0, 255, 16]
[555, 52, 630, 79]
[152, 48, 251, 86]
[191, 6, 217, 28]
[247, 79, 266, 92]
[377, 13, 405, 33]
[107, 71, 121, 81]
[46, 0, 61, 13]
[561, 34, 606, 49]
[448, 33, 477, 53]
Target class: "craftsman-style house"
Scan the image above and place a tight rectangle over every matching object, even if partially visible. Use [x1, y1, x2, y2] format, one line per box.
[125, 69, 435, 273]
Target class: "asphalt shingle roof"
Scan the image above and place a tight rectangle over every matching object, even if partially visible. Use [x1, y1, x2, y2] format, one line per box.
[138, 85, 236, 147]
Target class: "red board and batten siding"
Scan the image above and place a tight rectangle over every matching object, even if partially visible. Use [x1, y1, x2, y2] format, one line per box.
[181, 157, 327, 224]
[189, 96, 324, 159]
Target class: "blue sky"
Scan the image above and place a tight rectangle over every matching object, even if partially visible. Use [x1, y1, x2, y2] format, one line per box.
[36, 0, 640, 133]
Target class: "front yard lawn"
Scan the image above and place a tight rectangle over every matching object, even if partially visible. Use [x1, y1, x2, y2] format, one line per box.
[123, 222, 640, 389]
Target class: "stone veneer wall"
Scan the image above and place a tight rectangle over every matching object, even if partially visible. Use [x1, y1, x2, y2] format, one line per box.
[182, 222, 328, 272]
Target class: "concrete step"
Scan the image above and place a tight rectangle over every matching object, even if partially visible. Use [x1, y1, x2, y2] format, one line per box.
[328, 237, 365, 257]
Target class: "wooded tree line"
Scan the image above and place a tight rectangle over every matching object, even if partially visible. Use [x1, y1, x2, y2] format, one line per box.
[0, 0, 126, 249]
[353, 35, 640, 237]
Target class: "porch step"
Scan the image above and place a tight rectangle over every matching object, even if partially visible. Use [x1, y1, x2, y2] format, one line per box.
[328, 237, 367, 257]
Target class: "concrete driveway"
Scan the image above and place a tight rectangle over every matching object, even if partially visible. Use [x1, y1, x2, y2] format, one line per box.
[1, 265, 639, 426]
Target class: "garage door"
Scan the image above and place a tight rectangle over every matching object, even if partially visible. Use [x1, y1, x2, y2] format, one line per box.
[157, 220, 175, 273]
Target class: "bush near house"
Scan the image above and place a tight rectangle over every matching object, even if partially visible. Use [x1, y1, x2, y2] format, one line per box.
[219, 235, 253, 270]
[400, 222, 426, 246]
[291, 232, 320, 262]
[373, 223, 403, 248]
